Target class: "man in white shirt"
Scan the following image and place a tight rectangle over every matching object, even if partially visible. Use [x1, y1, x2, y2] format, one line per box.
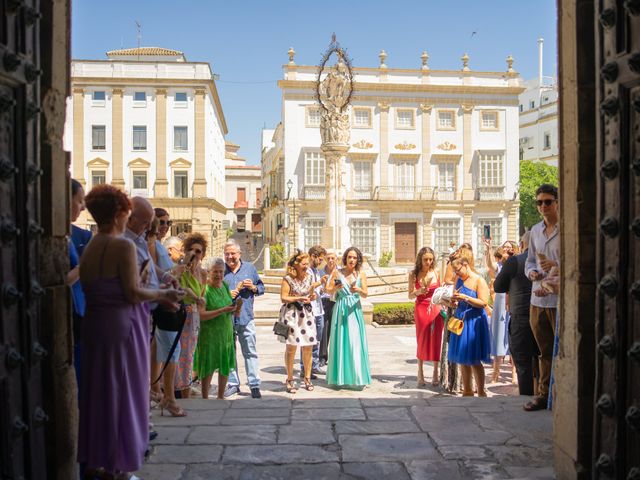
[299, 245, 327, 377]
[523, 184, 560, 411]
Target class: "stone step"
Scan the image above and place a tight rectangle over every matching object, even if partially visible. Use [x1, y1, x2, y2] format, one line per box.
[253, 301, 374, 325]
[261, 273, 408, 287]
[263, 283, 406, 296]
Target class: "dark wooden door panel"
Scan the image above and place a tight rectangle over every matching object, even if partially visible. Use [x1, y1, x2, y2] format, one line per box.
[394, 222, 416, 263]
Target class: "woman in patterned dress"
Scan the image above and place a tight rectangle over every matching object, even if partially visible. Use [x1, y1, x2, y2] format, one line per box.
[279, 250, 319, 393]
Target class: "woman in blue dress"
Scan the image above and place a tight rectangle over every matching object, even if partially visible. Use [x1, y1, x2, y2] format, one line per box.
[448, 256, 491, 396]
[324, 247, 372, 388]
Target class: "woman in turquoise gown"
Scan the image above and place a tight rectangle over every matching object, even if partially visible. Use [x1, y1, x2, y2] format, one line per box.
[325, 247, 372, 388]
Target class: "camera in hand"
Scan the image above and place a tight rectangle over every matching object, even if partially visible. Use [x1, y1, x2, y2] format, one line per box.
[334, 278, 342, 286]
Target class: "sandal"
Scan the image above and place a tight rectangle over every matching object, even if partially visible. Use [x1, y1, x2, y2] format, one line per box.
[150, 390, 163, 404]
[160, 399, 187, 417]
[431, 379, 440, 387]
[286, 379, 298, 394]
[303, 377, 315, 391]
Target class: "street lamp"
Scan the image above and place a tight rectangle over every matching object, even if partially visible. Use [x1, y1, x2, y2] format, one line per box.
[284, 179, 294, 256]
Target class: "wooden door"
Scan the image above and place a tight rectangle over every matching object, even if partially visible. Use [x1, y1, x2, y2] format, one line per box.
[1, 1, 49, 477]
[593, 2, 640, 478]
[237, 187, 246, 202]
[394, 222, 416, 264]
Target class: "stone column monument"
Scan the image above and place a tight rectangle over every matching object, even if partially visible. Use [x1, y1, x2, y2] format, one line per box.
[316, 38, 354, 251]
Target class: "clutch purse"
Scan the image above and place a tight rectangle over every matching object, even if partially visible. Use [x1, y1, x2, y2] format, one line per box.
[431, 284, 454, 306]
[446, 317, 464, 335]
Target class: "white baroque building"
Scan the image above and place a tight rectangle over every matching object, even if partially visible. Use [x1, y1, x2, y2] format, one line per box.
[262, 50, 524, 264]
[64, 47, 228, 253]
[518, 77, 559, 166]
[224, 141, 262, 234]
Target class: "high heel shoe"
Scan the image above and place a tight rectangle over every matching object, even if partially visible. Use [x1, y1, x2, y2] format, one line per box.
[160, 399, 187, 417]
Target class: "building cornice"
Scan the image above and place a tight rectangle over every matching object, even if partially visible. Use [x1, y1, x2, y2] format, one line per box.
[282, 93, 520, 106]
[284, 64, 521, 78]
[158, 197, 227, 214]
[71, 76, 228, 135]
[519, 114, 558, 128]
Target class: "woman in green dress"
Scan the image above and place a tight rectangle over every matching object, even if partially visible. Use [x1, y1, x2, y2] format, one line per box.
[324, 247, 372, 388]
[195, 258, 238, 399]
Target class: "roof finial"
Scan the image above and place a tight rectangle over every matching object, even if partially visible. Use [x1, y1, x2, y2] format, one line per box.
[461, 53, 470, 71]
[379, 49, 387, 69]
[421, 51, 429, 70]
[288, 47, 296, 65]
[506, 54, 514, 73]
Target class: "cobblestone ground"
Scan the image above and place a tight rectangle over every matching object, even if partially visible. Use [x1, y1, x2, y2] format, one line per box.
[137, 325, 553, 480]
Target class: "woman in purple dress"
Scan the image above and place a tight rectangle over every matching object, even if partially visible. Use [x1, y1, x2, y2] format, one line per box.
[78, 185, 183, 479]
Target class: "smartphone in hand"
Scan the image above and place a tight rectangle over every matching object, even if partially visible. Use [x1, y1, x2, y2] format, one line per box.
[483, 224, 491, 240]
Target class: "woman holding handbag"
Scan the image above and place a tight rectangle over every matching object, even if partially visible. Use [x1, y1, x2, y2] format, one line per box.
[279, 250, 318, 393]
[409, 247, 444, 387]
[448, 256, 491, 396]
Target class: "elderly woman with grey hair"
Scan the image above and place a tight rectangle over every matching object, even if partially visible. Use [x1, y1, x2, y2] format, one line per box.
[194, 258, 240, 399]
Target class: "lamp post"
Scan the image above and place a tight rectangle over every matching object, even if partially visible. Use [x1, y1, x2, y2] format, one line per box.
[286, 179, 293, 256]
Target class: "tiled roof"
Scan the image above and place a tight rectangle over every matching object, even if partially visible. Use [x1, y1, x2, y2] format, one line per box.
[106, 47, 183, 57]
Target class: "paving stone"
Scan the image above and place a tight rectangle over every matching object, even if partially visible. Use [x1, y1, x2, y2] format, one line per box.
[150, 426, 191, 445]
[182, 463, 243, 480]
[230, 397, 292, 409]
[461, 461, 511, 479]
[292, 398, 361, 409]
[222, 444, 339, 464]
[179, 398, 230, 410]
[238, 463, 346, 480]
[135, 463, 187, 480]
[437, 445, 488, 460]
[485, 445, 553, 467]
[224, 408, 290, 419]
[149, 445, 223, 464]
[365, 406, 412, 421]
[470, 410, 552, 446]
[424, 396, 478, 407]
[405, 460, 465, 480]
[153, 408, 224, 426]
[503, 466, 555, 479]
[335, 420, 420, 435]
[221, 416, 290, 426]
[278, 421, 336, 444]
[343, 461, 411, 480]
[188, 425, 277, 445]
[339, 433, 439, 462]
[429, 428, 513, 447]
[292, 407, 365, 421]
[410, 406, 472, 431]
[361, 397, 427, 407]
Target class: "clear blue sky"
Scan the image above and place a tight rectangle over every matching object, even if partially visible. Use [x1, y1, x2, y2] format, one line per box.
[72, 0, 557, 165]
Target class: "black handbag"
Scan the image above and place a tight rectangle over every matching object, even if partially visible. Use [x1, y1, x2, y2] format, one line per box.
[152, 302, 187, 332]
[273, 321, 289, 338]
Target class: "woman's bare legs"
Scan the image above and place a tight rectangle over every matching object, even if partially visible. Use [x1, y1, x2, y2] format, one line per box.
[417, 360, 426, 387]
[460, 365, 474, 396]
[217, 373, 228, 399]
[431, 361, 440, 386]
[472, 364, 487, 396]
[201, 374, 213, 399]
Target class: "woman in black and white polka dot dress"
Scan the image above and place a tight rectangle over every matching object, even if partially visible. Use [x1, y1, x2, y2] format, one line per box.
[279, 250, 320, 393]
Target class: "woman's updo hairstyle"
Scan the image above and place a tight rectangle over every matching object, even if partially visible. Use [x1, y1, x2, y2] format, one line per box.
[85, 184, 131, 227]
[286, 249, 310, 278]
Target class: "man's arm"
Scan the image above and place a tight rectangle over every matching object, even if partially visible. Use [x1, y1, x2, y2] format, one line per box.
[252, 265, 265, 296]
[525, 229, 538, 279]
[494, 255, 517, 293]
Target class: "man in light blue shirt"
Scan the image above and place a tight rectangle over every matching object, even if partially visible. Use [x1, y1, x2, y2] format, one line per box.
[300, 245, 327, 377]
[523, 184, 560, 411]
[223, 240, 265, 398]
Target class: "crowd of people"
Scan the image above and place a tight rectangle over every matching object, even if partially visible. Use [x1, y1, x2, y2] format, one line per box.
[67, 180, 559, 479]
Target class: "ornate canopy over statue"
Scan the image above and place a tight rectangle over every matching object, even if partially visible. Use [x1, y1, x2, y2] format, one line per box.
[315, 35, 354, 146]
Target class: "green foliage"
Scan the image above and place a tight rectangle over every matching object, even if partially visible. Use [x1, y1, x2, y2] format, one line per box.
[270, 243, 285, 269]
[372, 302, 414, 325]
[519, 160, 559, 233]
[378, 251, 393, 267]
[225, 228, 234, 240]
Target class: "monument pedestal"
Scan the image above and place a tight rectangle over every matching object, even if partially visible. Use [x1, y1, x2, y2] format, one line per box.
[322, 143, 349, 252]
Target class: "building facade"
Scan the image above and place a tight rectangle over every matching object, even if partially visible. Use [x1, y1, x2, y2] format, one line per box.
[262, 50, 524, 264]
[518, 77, 559, 166]
[224, 141, 262, 234]
[64, 47, 228, 253]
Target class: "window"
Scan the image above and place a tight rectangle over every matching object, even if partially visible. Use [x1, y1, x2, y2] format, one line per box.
[304, 219, 325, 251]
[433, 219, 460, 255]
[306, 107, 321, 127]
[175, 92, 187, 105]
[91, 125, 106, 150]
[132, 171, 147, 190]
[174, 126, 188, 150]
[174, 171, 189, 198]
[476, 218, 503, 254]
[256, 188, 262, 206]
[395, 161, 415, 198]
[91, 170, 106, 188]
[236, 188, 246, 202]
[480, 111, 498, 130]
[437, 110, 456, 129]
[134, 91, 147, 104]
[92, 91, 106, 106]
[305, 152, 325, 185]
[132, 126, 147, 151]
[353, 108, 372, 128]
[519, 104, 523, 113]
[543, 132, 551, 150]
[352, 161, 372, 192]
[350, 219, 377, 257]
[396, 109, 415, 129]
[478, 152, 504, 187]
[438, 163, 455, 196]
[543, 95, 549, 103]
[529, 100, 535, 109]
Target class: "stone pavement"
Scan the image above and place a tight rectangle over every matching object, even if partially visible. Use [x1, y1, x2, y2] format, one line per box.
[138, 325, 554, 480]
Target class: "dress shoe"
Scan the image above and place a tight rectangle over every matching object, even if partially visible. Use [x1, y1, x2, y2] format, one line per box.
[149, 430, 158, 441]
[223, 385, 241, 398]
[250, 387, 262, 399]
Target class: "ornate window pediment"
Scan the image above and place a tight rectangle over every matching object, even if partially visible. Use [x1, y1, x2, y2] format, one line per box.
[87, 157, 110, 167]
[128, 157, 151, 168]
[169, 157, 192, 168]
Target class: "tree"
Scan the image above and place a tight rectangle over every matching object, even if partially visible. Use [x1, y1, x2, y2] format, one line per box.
[519, 160, 559, 233]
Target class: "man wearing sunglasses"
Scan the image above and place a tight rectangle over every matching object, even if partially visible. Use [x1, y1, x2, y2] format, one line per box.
[523, 184, 560, 411]
[153, 208, 174, 274]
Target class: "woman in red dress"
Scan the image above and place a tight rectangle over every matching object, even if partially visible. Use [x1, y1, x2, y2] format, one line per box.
[409, 247, 444, 386]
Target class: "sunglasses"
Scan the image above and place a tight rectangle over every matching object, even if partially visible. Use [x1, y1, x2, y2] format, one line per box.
[159, 220, 173, 226]
[536, 199, 556, 206]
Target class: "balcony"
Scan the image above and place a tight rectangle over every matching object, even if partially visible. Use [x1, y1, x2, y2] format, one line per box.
[434, 187, 457, 201]
[374, 186, 431, 201]
[302, 186, 326, 200]
[348, 188, 374, 200]
[476, 186, 506, 201]
[234, 200, 249, 209]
